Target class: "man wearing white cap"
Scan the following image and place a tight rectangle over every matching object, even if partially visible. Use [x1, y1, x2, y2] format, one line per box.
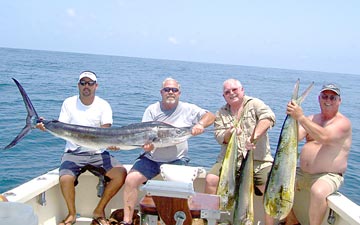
[38, 71, 127, 225]
[285, 83, 352, 225]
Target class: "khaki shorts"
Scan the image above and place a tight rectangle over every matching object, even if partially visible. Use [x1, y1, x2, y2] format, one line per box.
[295, 168, 344, 193]
[208, 160, 272, 186]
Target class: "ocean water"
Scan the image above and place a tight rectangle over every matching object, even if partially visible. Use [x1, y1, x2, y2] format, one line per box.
[0, 47, 359, 205]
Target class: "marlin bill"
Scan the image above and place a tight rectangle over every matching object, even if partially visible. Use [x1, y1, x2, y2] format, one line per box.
[263, 79, 314, 220]
[3, 78, 192, 151]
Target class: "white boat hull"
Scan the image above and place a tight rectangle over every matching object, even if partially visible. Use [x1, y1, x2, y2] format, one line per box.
[1, 166, 359, 225]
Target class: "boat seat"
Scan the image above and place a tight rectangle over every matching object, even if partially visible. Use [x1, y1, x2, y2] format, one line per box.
[140, 191, 220, 224]
[160, 164, 203, 183]
[139, 164, 220, 225]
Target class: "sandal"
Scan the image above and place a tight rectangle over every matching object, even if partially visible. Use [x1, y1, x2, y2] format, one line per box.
[92, 217, 110, 225]
[118, 221, 134, 225]
[59, 219, 76, 225]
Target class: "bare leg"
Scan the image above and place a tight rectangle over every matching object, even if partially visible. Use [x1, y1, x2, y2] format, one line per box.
[59, 175, 77, 225]
[284, 209, 300, 225]
[93, 166, 127, 219]
[205, 174, 219, 194]
[309, 179, 332, 225]
[123, 171, 147, 224]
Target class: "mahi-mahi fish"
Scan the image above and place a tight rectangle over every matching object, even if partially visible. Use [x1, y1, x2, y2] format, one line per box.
[217, 130, 238, 210]
[264, 79, 313, 220]
[233, 149, 254, 225]
[216, 101, 251, 211]
[3, 78, 192, 150]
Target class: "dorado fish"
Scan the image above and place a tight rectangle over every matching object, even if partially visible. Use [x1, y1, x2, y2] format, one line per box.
[216, 101, 251, 211]
[3, 78, 192, 150]
[216, 130, 238, 210]
[233, 149, 254, 225]
[264, 79, 314, 220]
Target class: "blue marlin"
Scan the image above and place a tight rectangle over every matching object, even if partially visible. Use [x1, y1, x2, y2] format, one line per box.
[263, 79, 314, 220]
[3, 78, 192, 150]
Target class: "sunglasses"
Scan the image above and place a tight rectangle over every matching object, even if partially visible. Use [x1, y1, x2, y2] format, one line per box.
[224, 88, 239, 95]
[79, 80, 96, 86]
[320, 94, 338, 101]
[162, 87, 179, 93]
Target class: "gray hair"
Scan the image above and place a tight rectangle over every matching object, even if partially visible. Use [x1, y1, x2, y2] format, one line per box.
[223, 78, 242, 91]
[161, 77, 181, 90]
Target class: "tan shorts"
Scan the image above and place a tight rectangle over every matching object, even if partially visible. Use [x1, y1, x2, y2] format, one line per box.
[295, 168, 344, 193]
[208, 160, 272, 186]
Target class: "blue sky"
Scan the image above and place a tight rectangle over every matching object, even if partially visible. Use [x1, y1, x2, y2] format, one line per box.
[1, 1, 359, 75]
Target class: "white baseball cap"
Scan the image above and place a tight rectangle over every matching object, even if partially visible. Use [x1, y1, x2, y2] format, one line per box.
[78, 71, 97, 82]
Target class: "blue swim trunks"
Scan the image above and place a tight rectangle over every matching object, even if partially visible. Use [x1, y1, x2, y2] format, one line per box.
[131, 153, 190, 180]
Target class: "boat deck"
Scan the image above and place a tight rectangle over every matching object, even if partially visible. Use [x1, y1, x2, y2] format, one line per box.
[1, 166, 360, 225]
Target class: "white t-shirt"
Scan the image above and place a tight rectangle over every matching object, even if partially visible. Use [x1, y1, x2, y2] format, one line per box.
[58, 95, 113, 153]
[142, 101, 208, 162]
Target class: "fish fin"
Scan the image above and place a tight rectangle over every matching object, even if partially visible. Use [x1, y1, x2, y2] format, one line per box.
[297, 81, 314, 105]
[12, 78, 39, 119]
[291, 79, 300, 100]
[3, 125, 32, 150]
[3, 78, 39, 150]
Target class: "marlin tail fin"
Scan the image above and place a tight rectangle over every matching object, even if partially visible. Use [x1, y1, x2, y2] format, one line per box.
[3, 78, 40, 150]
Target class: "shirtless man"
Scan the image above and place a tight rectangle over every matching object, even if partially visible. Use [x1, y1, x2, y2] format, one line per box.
[286, 83, 352, 225]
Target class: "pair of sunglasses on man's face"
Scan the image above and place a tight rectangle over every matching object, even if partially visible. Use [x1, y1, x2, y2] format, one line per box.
[79, 80, 96, 86]
[320, 93, 339, 101]
[223, 88, 239, 96]
[162, 87, 179, 93]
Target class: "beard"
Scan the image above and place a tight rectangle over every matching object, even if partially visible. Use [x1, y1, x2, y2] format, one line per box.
[164, 95, 177, 104]
[165, 98, 176, 104]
